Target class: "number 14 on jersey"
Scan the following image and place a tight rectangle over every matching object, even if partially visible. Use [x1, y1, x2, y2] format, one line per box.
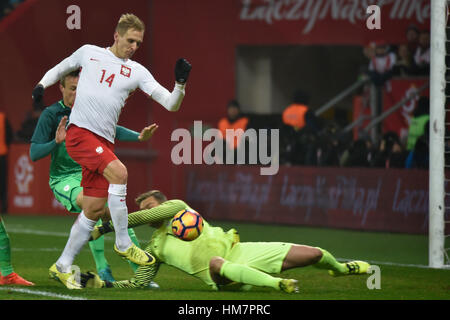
[100, 70, 115, 87]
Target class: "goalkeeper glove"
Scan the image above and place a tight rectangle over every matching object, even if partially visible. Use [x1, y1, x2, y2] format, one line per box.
[89, 221, 114, 241]
[80, 272, 113, 288]
[174, 58, 192, 84]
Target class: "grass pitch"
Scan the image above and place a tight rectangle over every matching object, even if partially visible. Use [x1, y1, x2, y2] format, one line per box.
[0, 215, 449, 302]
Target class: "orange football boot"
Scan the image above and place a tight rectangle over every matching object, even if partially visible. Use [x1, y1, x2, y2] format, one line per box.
[0, 272, 35, 286]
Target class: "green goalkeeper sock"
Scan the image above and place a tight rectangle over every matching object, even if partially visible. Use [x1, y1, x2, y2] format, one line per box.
[313, 247, 348, 274]
[0, 219, 13, 276]
[219, 260, 281, 290]
[127, 228, 140, 272]
[88, 219, 110, 272]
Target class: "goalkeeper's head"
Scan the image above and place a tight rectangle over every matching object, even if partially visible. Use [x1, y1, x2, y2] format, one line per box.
[135, 190, 167, 210]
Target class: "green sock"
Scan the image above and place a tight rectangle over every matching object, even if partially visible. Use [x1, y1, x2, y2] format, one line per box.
[88, 219, 110, 272]
[127, 228, 140, 272]
[314, 247, 347, 274]
[0, 219, 13, 276]
[219, 260, 281, 290]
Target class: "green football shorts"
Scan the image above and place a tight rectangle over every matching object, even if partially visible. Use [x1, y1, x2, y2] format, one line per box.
[225, 242, 293, 274]
[50, 176, 83, 213]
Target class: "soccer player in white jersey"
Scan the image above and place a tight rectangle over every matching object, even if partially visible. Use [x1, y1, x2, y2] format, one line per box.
[31, 13, 192, 289]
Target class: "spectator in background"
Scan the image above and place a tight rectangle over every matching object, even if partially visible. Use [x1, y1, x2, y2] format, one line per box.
[392, 44, 413, 77]
[16, 83, 46, 143]
[316, 122, 343, 167]
[340, 138, 371, 168]
[217, 100, 249, 163]
[412, 30, 430, 76]
[16, 105, 43, 142]
[367, 41, 396, 88]
[0, 111, 13, 213]
[362, 41, 376, 64]
[282, 89, 310, 131]
[280, 89, 320, 166]
[406, 96, 429, 152]
[405, 24, 420, 54]
[405, 121, 429, 169]
[372, 131, 407, 169]
[359, 41, 376, 77]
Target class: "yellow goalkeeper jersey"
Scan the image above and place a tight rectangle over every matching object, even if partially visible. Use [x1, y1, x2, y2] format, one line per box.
[148, 214, 239, 286]
[123, 199, 239, 288]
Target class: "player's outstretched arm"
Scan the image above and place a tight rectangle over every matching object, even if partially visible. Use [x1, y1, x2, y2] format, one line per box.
[81, 244, 161, 289]
[141, 58, 192, 112]
[138, 123, 158, 142]
[115, 125, 140, 142]
[32, 46, 86, 108]
[115, 123, 158, 142]
[127, 199, 188, 227]
[29, 141, 58, 161]
[29, 114, 67, 162]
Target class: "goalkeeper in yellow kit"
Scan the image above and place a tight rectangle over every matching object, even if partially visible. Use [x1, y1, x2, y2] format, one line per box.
[83, 190, 370, 293]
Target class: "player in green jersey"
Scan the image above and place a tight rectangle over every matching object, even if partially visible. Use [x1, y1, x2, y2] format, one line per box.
[82, 190, 370, 293]
[0, 217, 35, 286]
[30, 70, 159, 288]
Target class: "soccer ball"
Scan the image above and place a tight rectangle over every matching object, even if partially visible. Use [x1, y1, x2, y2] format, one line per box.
[171, 209, 204, 241]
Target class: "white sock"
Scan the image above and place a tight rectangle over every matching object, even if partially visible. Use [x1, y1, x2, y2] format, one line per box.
[56, 211, 97, 273]
[108, 184, 132, 252]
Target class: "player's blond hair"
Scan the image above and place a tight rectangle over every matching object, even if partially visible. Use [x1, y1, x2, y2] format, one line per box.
[115, 13, 145, 35]
[135, 190, 167, 206]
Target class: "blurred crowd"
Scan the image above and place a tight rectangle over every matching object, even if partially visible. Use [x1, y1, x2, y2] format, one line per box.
[216, 94, 430, 171]
[215, 24, 432, 171]
[363, 24, 430, 87]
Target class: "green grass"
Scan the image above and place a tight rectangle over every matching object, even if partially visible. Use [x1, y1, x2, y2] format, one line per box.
[1, 215, 449, 301]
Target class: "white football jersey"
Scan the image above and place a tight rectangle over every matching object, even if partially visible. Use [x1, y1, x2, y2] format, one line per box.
[40, 44, 185, 143]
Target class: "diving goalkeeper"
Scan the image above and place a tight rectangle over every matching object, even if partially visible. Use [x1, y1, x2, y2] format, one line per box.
[83, 190, 370, 293]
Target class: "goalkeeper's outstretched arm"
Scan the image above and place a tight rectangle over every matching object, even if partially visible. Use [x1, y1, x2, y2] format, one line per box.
[90, 199, 188, 240]
[127, 199, 188, 227]
[82, 244, 161, 289]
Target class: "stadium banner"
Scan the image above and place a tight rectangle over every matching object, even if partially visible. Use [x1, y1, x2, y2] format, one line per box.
[382, 78, 429, 142]
[7, 144, 67, 215]
[185, 165, 435, 234]
[234, 0, 430, 45]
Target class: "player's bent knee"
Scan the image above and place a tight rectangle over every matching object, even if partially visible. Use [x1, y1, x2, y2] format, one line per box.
[83, 199, 107, 221]
[104, 161, 128, 184]
[84, 209, 103, 221]
[312, 247, 323, 263]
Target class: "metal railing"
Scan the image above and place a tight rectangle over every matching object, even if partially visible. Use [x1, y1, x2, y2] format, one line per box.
[361, 82, 430, 134]
[314, 75, 370, 117]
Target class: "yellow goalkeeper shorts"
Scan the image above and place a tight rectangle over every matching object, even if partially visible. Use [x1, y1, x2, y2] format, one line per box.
[225, 242, 293, 274]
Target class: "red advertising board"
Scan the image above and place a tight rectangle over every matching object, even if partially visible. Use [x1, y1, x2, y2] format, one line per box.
[7, 144, 67, 215]
[6, 144, 157, 215]
[382, 78, 429, 141]
[185, 165, 435, 234]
